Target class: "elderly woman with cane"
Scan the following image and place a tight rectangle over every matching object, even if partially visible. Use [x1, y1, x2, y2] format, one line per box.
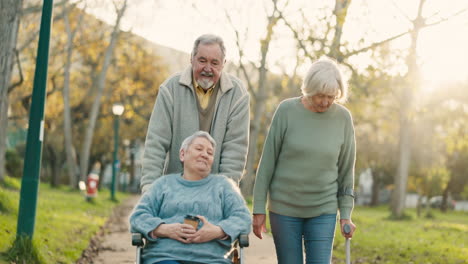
[252, 57, 357, 264]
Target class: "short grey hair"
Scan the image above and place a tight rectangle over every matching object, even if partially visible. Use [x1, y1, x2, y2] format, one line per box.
[301, 57, 348, 103]
[179, 131, 216, 154]
[192, 34, 226, 60]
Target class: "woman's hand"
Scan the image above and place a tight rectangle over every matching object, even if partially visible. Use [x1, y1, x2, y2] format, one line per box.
[187, 215, 226, 243]
[151, 223, 196, 243]
[252, 214, 267, 239]
[339, 219, 356, 239]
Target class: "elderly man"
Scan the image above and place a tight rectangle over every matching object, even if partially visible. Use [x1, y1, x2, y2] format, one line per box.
[140, 34, 250, 192]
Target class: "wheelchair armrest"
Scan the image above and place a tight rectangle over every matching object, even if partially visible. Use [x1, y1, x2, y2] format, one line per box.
[132, 233, 145, 247]
[238, 234, 249, 248]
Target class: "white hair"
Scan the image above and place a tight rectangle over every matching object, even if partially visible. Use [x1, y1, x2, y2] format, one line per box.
[179, 131, 216, 154]
[301, 57, 348, 103]
[192, 34, 226, 60]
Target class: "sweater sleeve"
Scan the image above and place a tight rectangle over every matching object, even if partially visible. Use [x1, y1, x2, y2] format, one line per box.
[337, 111, 356, 220]
[140, 85, 174, 192]
[129, 179, 166, 242]
[252, 104, 286, 214]
[216, 178, 252, 245]
[218, 91, 250, 183]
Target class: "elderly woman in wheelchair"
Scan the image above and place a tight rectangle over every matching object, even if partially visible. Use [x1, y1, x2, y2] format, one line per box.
[130, 131, 251, 264]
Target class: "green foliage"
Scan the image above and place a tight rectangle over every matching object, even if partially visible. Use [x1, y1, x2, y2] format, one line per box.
[0, 176, 129, 263]
[411, 166, 450, 200]
[0, 185, 17, 214]
[424, 210, 435, 219]
[461, 185, 468, 200]
[5, 149, 23, 178]
[0, 174, 20, 190]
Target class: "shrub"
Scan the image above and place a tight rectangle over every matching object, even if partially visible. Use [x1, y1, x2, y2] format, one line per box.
[5, 149, 23, 178]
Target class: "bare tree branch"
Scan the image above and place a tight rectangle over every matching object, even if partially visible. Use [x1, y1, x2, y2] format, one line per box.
[389, 0, 412, 21]
[425, 6, 468, 27]
[346, 4, 468, 60]
[224, 8, 256, 99]
[8, 49, 23, 93]
[21, 0, 68, 15]
[18, 8, 69, 53]
[344, 30, 411, 59]
[300, 10, 328, 51]
[20, 73, 59, 112]
[275, 5, 314, 60]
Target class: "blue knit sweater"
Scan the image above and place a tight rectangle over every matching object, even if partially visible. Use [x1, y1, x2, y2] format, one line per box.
[130, 173, 251, 264]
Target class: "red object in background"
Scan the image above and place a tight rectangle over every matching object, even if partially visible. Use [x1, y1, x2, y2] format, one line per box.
[86, 173, 99, 198]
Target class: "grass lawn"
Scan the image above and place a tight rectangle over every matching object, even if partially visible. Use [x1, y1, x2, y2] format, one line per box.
[0, 176, 129, 264]
[247, 199, 468, 264]
[333, 206, 467, 264]
[1, 178, 467, 264]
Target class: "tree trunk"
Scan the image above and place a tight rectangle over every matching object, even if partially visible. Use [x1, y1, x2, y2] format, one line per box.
[0, 0, 23, 181]
[243, 84, 267, 196]
[329, 0, 351, 61]
[392, 111, 412, 217]
[63, 3, 82, 188]
[241, 7, 279, 196]
[79, 0, 127, 182]
[46, 143, 60, 187]
[416, 194, 422, 217]
[129, 141, 136, 189]
[441, 184, 450, 212]
[370, 171, 380, 206]
[391, 0, 425, 218]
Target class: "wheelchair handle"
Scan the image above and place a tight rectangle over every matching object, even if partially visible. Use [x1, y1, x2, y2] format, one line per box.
[132, 233, 144, 247]
[239, 234, 249, 247]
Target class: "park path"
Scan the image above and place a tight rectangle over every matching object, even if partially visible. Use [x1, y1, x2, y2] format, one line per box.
[89, 195, 277, 264]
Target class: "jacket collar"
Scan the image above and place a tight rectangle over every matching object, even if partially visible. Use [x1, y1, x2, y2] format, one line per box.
[179, 66, 233, 94]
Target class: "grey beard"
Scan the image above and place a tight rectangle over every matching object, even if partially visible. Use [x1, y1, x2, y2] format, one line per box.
[198, 78, 214, 89]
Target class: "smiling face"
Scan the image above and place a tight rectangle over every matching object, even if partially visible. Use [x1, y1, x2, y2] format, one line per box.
[180, 136, 214, 178]
[191, 43, 225, 90]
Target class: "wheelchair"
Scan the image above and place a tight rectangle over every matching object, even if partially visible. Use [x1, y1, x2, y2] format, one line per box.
[132, 232, 249, 264]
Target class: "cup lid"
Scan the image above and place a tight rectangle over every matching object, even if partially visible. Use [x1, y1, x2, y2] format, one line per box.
[185, 215, 199, 221]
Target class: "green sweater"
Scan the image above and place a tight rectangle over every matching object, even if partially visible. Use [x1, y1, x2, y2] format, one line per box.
[253, 97, 356, 219]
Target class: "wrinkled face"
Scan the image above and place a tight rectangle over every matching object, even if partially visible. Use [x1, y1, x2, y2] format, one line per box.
[306, 93, 336, 113]
[180, 137, 214, 176]
[191, 43, 225, 90]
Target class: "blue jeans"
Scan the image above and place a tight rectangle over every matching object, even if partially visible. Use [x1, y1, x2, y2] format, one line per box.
[270, 211, 337, 264]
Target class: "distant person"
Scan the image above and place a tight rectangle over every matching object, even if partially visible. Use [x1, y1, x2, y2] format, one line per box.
[130, 131, 251, 263]
[140, 34, 250, 192]
[252, 57, 357, 263]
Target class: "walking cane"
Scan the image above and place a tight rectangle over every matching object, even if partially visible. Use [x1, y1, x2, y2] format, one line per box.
[344, 223, 351, 264]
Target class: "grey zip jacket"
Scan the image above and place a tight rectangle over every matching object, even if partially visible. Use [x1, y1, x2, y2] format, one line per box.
[140, 67, 250, 192]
